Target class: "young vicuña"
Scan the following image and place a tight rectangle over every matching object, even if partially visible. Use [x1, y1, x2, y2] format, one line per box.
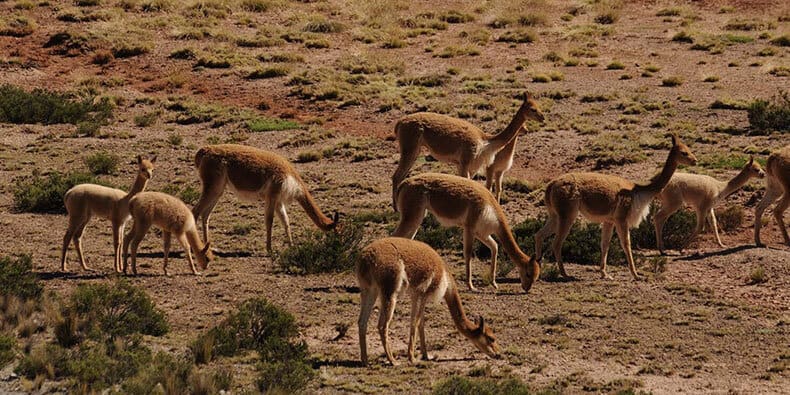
[392, 172, 539, 292]
[391, 92, 544, 209]
[61, 155, 155, 272]
[192, 144, 338, 254]
[123, 191, 213, 275]
[356, 237, 500, 366]
[655, 156, 764, 253]
[532, 134, 697, 280]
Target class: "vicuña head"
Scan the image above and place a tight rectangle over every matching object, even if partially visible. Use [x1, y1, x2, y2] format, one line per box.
[61, 154, 156, 273]
[356, 237, 500, 366]
[391, 91, 544, 210]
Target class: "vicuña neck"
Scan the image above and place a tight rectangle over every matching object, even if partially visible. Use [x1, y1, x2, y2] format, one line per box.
[636, 148, 680, 194]
[444, 282, 477, 336]
[185, 229, 205, 253]
[127, 174, 149, 197]
[486, 109, 527, 149]
[496, 221, 530, 271]
[718, 167, 755, 200]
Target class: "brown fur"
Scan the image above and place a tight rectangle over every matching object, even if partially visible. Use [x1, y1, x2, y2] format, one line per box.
[392, 173, 539, 292]
[192, 144, 337, 254]
[391, 92, 544, 210]
[61, 155, 155, 272]
[485, 127, 525, 202]
[356, 237, 500, 366]
[755, 145, 790, 246]
[533, 135, 697, 280]
[123, 192, 213, 276]
[656, 157, 765, 252]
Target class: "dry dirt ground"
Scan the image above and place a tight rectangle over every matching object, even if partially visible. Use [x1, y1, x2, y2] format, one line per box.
[1, 0, 789, 393]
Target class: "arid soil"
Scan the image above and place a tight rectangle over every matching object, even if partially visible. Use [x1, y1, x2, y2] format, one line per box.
[0, 0, 788, 393]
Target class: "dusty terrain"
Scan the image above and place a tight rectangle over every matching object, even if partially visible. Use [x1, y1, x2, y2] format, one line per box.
[0, 0, 788, 393]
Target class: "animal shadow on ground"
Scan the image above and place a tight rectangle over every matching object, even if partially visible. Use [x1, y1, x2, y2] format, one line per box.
[38, 271, 107, 281]
[676, 244, 756, 261]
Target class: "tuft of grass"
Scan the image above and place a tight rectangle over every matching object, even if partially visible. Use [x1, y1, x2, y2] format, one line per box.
[277, 222, 363, 275]
[594, 11, 619, 25]
[756, 47, 776, 57]
[0, 254, 42, 300]
[434, 375, 532, 395]
[195, 55, 231, 68]
[703, 75, 720, 83]
[710, 98, 748, 110]
[671, 31, 694, 43]
[575, 132, 646, 169]
[0, 14, 36, 37]
[0, 333, 14, 367]
[398, 74, 449, 87]
[295, 151, 320, 163]
[246, 117, 299, 132]
[84, 151, 119, 175]
[13, 171, 100, 214]
[169, 48, 196, 60]
[496, 29, 536, 43]
[747, 91, 790, 133]
[661, 76, 683, 87]
[656, 8, 681, 17]
[532, 73, 550, 83]
[769, 66, 790, 77]
[247, 67, 289, 79]
[303, 15, 344, 33]
[724, 19, 775, 31]
[439, 10, 474, 24]
[606, 61, 625, 70]
[747, 267, 767, 284]
[133, 111, 159, 127]
[770, 35, 790, 47]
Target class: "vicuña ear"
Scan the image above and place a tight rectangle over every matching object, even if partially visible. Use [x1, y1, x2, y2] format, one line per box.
[201, 242, 211, 254]
[478, 315, 485, 328]
[150, 155, 157, 163]
[332, 211, 340, 224]
[748, 155, 754, 165]
[670, 133, 679, 146]
[137, 155, 142, 164]
[524, 91, 532, 100]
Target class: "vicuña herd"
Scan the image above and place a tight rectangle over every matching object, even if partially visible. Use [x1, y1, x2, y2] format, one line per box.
[56, 91, 788, 365]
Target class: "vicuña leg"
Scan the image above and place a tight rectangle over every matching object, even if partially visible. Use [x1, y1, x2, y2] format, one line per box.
[162, 231, 171, 276]
[192, 169, 226, 245]
[599, 222, 615, 280]
[462, 228, 477, 291]
[709, 208, 726, 248]
[615, 222, 640, 280]
[775, 194, 790, 245]
[176, 233, 200, 275]
[408, 293, 421, 363]
[61, 218, 79, 271]
[263, 198, 277, 254]
[357, 288, 377, 365]
[417, 297, 429, 361]
[391, 135, 422, 210]
[552, 207, 578, 278]
[754, 180, 781, 246]
[533, 213, 557, 264]
[654, 199, 682, 254]
[274, 202, 293, 245]
[72, 219, 91, 271]
[123, 221, 150, 275]
[377, 293, 398, 365]
[392, 193, 427, 239]
[478, 234, 499, 289]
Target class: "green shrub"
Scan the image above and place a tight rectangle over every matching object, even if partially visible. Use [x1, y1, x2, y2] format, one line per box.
[434, 375, 532, 395]
[134, 111, 159, 127]
[748, 266, 767, 284]
[407, 214, 462, 251]
[303, 16, 344, 33]
[0, 333, 15, 366]
[0, 254, 41, 300]
[122, 352, 192, 395]
[84, 151, 119, 175]
[67, 280, 168, 342]
[13, 171, 100, 213]
[748, 91, 790, 133]
[770, 35, 790, 47]
[606, 61, 625, 70]
[496, 29, 536, 43]
[716, 205, 744, 232]
[257, 359, 315, 393]
[16, 343, 69, 379]
[277, 222, 363, 275]
[661, 76, 683, 87]
[0, 84, 112, 125]
[0, 15, 36, 37]
[246, 117, 299, 132]
[632, 204, 696, 250]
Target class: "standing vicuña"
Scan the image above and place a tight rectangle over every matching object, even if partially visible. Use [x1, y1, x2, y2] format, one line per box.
[391, 92, 544, 210]
[123, 192, 213, 275]
[532, 134, 697, 280]
[192, 144, 338, 254]
[754, 145, 790, 247]
[356, 237, 500, 366]
[392, 173, 539, 292]
[61, 155, 156, 272]
[655, 156, 764, 253]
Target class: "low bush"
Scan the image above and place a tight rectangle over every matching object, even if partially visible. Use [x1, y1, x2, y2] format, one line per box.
[0, 84, 112, 126]
[747, 91, 790, 133]
[661, 76, 683, 87]
[191, 298, 314, 391]
[84, 151, 119, 175]
[716, 205, 744, 232]
[12, 171, 100, 214]
[632, 205, 696, 250]
[122, 352, 192, 395]
[277, 221, 363, 275]
[512, 217, 626, 266]
[0, 333, 15, 366]
[0, 254, 41, 300]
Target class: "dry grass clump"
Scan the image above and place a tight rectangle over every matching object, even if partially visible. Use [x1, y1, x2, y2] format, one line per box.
[0, 14, 36, 37]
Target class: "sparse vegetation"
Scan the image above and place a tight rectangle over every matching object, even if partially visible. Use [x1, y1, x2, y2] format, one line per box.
[747, 91, 790, 133]
[13, 171, 100, 214]
[84, 151, 119, 175]
[0, 254, 42, 300]
[0, 85, 112, 126]
[277, 222, 363, 275]
[662, 76, 683, 87]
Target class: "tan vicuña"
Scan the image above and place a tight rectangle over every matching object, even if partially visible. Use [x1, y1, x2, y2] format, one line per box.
[656, 156, 764, 253]
[61, 155, 155, 272]
[754, 145, 790, 247]
[392, 172, 539, 292]
[391, 92, 544, 209]
[123, 191, 213, 276]
[532, 134, 697, 280]
[356, 237, 500, 366]
[192, 144, 337, 254]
